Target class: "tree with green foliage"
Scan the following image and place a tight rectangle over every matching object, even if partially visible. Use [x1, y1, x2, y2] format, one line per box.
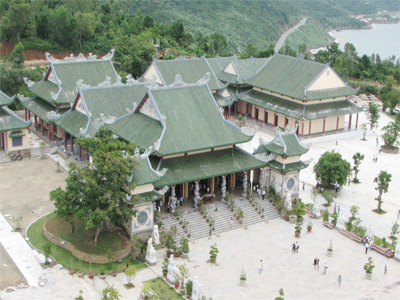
[9, 42, 25, 68]
[382, 121, 400, 149]
[275, 288, 285, 300]
[102, 286, 120, 300]
[209, 33, 227, 55]
[125, 265, 136, 284]
[366, 102, 380, 130]
[352, 152, 364, 183]
[246, 43, 258, 58]
[314, 151, 351, 187]
[50, 128, 137, 246]
[373, 171, 392, 212]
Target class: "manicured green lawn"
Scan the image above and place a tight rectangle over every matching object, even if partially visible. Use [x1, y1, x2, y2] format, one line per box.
[27, 213, 147, 274]
[145, 278, 185, 300]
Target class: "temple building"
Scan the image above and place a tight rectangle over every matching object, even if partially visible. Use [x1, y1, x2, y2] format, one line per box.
[107, 83, 267, 233]
[20, 50, 119, 152]
[0, 90, 31, 154]
[254, 130, 310, 199]
[235, 54, 362, 136]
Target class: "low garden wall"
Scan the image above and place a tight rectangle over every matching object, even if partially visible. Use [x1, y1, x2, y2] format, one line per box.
[43, 219, 131, 264]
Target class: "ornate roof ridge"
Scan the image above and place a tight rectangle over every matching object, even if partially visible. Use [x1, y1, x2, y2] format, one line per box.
[46, 49, 114, 64]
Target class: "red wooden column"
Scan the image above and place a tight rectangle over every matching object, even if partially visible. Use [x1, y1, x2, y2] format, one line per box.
[228, 106, 231, 119]
[51, 125, 55, 142]
[28, 110, 31, 120]
[274, 113, 277, 126]
[308, 120, 312, 137]
[70, 135, 74, 153]
[348, 114, 352, 129]
[264, 109, 267, 124]
[284, 117, 287, 129]
[301, 121, 304, 137]
[336, 116, 339, 132]
[24, 109, 28, 121]
[323, 118, 326, 134]
[245, 103, 248, 117]
[78, 145, 82, 159]
[34, 115, 38, 129]
[355, 113, 359, 129]
[63, 131, 67, 149]
[40, 120, 44, 134]
[47, 124, 51, 139]
[85, 148, 89, 160]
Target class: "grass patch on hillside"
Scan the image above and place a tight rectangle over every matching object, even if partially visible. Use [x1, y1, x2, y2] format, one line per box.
[27, 213, 146, 274]
[284, 20, 332, 50]
[145, 277, 185, 300]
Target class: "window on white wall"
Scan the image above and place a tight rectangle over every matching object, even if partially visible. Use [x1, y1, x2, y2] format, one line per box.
[12, 137, 23, 147]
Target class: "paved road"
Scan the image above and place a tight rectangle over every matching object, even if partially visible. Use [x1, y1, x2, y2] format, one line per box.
[275, 17, 307, 52]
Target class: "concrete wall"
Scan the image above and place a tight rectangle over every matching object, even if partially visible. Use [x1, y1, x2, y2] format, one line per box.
[224, 62, 236, 75]
[4, 128, 30, 152]
[131, 184, 154, 195]
[308, 67, 345, 91]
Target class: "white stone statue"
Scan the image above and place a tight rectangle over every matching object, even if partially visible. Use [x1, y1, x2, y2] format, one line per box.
[285, 193, 292, 212]
[152, 225, 160, 245]
[221, 175, 227, 200]
[242, 171, 248, 198]
[191, 276, 202, 300]
[313, 195, 322, 219]
[336, 215, 345, 230]
[145, 237, 157, 265]
[194, 181, 201, 209]
[167, 255, 178, 284]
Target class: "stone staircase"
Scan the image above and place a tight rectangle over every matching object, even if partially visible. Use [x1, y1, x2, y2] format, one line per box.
[30, 145, 58, 157]
[161, 199, 280, 241]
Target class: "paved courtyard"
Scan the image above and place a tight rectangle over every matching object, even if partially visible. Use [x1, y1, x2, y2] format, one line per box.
[1, 109, 399, 299]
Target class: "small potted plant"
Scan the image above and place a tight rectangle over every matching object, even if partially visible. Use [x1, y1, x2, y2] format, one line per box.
[181, 238, 190, 258]
[162, 258, 169, 277]
[307, 221, 313, 232]
[179, 264, 189, 295]
[364, 257, 375, 279]
[174, 274, 181, 289]
[88, 263, 94, 279]
[185, 281, 193, 299]
[209, 244, 219, 263]
[239, 268, 246, 286]
[98, 271, 106, 279]
[294, 218, 302, 238]
[327, 239, 333, 257]
[112, 270, 117, 277]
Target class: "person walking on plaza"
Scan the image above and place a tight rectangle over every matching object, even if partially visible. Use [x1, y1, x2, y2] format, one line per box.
[334, 203, 337, 214]
[259, 260, 263, 274]
[292, 242, 296, 253]
[338, 205, 341, 215]
[230, 217, 234, 229]
[313, 258, 317, 269]
[262, 189, 266, 200]
[384, 263, 387, 275]
[302, 181, 305, 190]
[323, 263, 328, 275]
[296, 242, 299, 253]
[317, 258, 320, 270]
[338, 275, 342, 287]
[208, 229, 211, 239]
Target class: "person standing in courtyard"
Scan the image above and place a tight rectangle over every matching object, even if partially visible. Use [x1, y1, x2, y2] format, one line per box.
[384, 263, 387, 275]
[230, 217, 234, 229]
[208, 229, 211, 239]
[259, 259, 263, 274]
[302, 181, 305, 190]
[338, 275, 342, 287]
[313, 258, 317, 269]
[323, 263, 328, 275]
[317, 258, 320, 270]
[338, 206, 341, 215]
[292, 242, 296, 253]
[296, 242, 299, 253]
[262, 189, 266, 200]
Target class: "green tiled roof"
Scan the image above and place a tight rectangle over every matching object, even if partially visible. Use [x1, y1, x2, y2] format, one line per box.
[238, 90, 304, 119]
[20, 97, 59, 122]
[0, 90, 15, 106]
[239, 90, 362, 120]
[54, 110, 88, 138]
[153, 57, 226, 90]
[267, 160, 309, 173]
[254, 132, 309, 157]
[107, 112, 163, 151]
[0, 106, 31, 131]
[206, 56, 234, 75]
[29, 80, 60, 104]
[246, 54, 327, 99]
[130, 155, 162, 186]
[153, 148, 266, 187]
[218, 57, 270, 85]
[150, 85, 252, 156]
[306, 86, 358, 100]
[29, 60, 118, 105]
[130, 191, 162, 205]
[213, 93, 235, 107]
[304, 100, 362, 120]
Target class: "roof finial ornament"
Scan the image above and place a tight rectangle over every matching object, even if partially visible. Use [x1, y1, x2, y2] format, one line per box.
[254, 153, 277, 163]
[87, 53, 97, 60]
[97, 76, 112, 87]
[126, 74, 138, 84]
[114, 75, 122, 85]
[23, 77, 35, 88]
[64, 53, 75, 61]
[155, 168, 168, 177]
[50, 88, 62, 100]
[154, 138, 161, 151]
[170, 74, 185, 86]
[76, 79, 90, 89]
[45, 52, 59, 62]
[47, 111, 61, 121]
[102, 49, 115, 60]
[134, 147, 140, 158]
[144, 78, 158, 89]
[155, 186, 170, 195]
[197, 72, 210, 85]
[141, 146, 153, 158]
[76, 53, 87, 61]
[99, 113, 116, 124]
[17, 94, 29, 101]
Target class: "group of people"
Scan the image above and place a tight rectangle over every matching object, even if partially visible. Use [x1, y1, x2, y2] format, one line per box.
[292, 242, 299, 253]
[255, 185, 266, 200]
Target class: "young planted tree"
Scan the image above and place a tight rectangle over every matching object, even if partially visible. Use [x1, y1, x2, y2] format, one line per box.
[102, 286, 120, 300]
[366, 102, 380, 130]
[381, 121, 400, 150]
[373, 171, 392, 213]
[50, 128, 137, 246]
[360, 123, 368, 141]
[314, 151, 351, 187]
[352, 152, 365, 183]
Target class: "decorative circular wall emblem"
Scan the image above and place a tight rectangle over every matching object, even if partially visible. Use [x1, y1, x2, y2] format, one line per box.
[286, 177, 296, 191]
[137, 210, 149, 226]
